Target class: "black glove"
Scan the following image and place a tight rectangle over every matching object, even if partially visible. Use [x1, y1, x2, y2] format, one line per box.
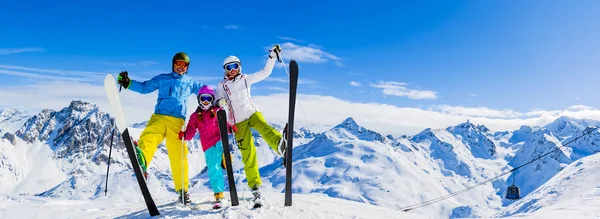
[117, 71, 131, 89]
[269, 44, 282, 63]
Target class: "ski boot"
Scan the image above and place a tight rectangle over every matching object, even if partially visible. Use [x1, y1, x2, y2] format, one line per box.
[213, 192, 224, 209]
[177, 189, 191, 205]
[278, 123, 289, 167]
[251, 186, 262, 208]
[134, 140, 149, 180]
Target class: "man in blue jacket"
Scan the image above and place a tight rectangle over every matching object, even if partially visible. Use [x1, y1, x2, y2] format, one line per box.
[117, 52, 204, 205]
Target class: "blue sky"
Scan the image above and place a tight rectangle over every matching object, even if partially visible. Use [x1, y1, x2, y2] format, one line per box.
[1, 0, 600, 134]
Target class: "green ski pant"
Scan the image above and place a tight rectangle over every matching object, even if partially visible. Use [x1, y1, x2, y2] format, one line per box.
[234, 112, 282, 189]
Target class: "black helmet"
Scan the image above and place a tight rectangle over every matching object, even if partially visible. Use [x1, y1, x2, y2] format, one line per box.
[172, 52, 190, 72]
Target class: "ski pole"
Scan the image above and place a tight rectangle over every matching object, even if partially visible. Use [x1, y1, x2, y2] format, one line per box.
[180, 124, 186, 204]
[104, 125, 116, 196]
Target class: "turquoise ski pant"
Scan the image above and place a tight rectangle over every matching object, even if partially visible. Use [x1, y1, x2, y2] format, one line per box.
[205, 141, 224, 193]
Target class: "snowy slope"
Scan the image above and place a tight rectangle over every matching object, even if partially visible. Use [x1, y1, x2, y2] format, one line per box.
[500, 152, 600, 218]
[0, 192, 425, 219]
[0, 138, 66, 195]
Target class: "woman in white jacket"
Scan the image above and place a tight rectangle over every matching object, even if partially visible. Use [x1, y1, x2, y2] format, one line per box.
[215, 45, 286, 208]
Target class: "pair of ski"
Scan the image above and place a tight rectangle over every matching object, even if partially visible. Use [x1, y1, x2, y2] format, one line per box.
[103, 60, 299, 216]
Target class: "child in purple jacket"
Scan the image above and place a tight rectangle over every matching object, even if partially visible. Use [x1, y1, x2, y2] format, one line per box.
[179, 85, 236, 208]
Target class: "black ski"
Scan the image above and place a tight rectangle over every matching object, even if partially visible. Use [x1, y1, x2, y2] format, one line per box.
[122, 129, 160, 216]
[217, 109, 239, 206]
[104, 74, 160, 216]
[285, 59, 299, 206]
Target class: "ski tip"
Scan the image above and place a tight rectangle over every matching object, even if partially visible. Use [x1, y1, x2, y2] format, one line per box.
[289, 60, 298, 74]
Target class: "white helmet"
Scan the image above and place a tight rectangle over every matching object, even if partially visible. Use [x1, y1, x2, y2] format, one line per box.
[223, 56, 240, 67]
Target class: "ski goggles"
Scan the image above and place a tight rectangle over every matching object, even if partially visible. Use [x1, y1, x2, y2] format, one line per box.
[199, 94, 213, 103]
[174, 60, 189, 68]
[224, 62, 240, 71]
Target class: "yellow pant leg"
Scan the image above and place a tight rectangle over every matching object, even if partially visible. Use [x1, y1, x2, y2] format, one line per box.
[137, 114, 167, 166]
[162, 115, 189, 192]
[235, 118, 261, 189]
[249, 112, 282, 153]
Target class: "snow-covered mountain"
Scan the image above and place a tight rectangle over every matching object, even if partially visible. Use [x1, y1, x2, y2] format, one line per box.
[0, 108, 30, 136]
[499, 152, 600, 218]
[258, 118, 509, 218]
[2, 101, 209, 197]
[503, 116, 600, 205]
[3, 101, 600, 218]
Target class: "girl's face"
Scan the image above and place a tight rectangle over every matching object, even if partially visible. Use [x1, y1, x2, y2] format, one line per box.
[199, 94, 213, 110]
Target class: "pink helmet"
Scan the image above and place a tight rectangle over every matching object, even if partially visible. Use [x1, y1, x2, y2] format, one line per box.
[197, 85, 215, 110]
[198, 85, 215, 97]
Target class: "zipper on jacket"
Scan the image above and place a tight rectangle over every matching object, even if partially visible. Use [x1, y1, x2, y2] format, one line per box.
[169, 87, 172, 96]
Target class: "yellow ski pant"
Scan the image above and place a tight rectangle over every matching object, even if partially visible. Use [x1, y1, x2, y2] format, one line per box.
[137, 114, 189, 192]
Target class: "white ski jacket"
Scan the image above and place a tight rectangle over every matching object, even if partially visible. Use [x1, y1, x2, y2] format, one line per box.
[216, 57, 277, 124]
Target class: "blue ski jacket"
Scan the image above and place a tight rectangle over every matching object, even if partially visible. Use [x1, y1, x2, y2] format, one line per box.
[128, 72, 204, 119]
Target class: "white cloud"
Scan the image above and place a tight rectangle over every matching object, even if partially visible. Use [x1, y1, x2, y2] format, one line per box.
[264, 77, 318, 85]
[0, 69, 96, 82]
[279, 42, 343, 66]
[433, 105, 523, 118]
[469, 93, 478, 97]
[253, 94, 600, 136]
[371, 81, 437, 100]
[264, 77, 288, 83]
[567, 105, 594, 111]
[224, 25, 240, 29]
[0, 64, 109, 84]
[278, 36, 304, 43]
[0, 64, 107, 77]
[0, 47, 45, 55]
[350, 81, 361, 87]
[3, 82, 600, 137]
[261, 86, 287, 92]
[0, 80, 196, 127]
[299, 78, 319, 85]
[96, 61, 159, 68]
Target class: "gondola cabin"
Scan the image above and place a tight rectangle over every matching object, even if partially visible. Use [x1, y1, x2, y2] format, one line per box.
[505, 184, 521, 200]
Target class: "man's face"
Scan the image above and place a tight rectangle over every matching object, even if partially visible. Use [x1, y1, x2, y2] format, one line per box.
[173, 60, 189, 75]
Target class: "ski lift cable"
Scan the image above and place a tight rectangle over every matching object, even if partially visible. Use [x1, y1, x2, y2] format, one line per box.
[399, 126, 599, 212]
